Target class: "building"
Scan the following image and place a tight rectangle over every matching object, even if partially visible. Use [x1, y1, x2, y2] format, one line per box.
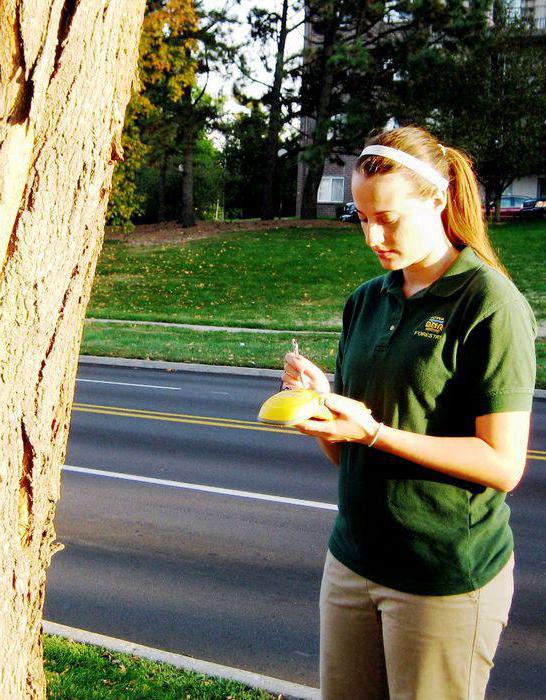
[514, 0, 546, 28]
[297, 154, 359, 219]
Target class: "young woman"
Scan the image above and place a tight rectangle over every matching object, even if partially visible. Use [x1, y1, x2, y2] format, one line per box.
[282, 126, 536, 700]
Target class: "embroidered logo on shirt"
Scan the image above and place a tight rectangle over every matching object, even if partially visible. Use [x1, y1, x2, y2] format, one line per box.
[414, 315, 445, 339]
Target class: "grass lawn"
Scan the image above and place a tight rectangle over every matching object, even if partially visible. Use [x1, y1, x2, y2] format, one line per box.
[83, 220, 545, 385]
[88, 221, 545, 330]
[88, 227, 365, 331]
[44, 635, 275, 699]
[81, 323, 338, 370]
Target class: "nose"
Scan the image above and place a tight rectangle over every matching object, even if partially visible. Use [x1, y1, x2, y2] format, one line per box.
[364, 222, 385, 249]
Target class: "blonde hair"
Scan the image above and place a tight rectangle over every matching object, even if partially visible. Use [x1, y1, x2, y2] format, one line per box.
[356, 126, 508, 278]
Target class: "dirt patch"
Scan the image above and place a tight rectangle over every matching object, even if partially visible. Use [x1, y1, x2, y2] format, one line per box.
[105, 218, 350, 246]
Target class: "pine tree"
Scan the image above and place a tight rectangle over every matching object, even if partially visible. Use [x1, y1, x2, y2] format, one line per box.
[393, 0, 546, 221]
[297, 0, 490, 219]
[245, 0, 305, 219]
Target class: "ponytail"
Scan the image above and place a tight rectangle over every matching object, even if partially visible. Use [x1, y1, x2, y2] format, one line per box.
[356, 126, 509, 278]
[442, 147, 509, 278]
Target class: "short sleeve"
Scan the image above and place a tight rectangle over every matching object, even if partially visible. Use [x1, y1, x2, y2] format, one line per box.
[334, 334, 344, 394]
[334, 294, 354, 395]
[459, 298, 537, 415]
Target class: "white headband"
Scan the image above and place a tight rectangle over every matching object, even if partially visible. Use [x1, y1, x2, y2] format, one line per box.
[359, 145, 449, 192]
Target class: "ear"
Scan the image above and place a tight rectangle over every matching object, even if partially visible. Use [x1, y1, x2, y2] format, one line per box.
[432, 188, 448, 213]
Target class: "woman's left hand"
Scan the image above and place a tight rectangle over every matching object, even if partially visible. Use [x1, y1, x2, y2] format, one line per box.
[296, 393, 381, 445]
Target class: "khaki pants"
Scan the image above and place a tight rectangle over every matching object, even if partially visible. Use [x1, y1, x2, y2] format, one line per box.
[319, 549, 514, 700]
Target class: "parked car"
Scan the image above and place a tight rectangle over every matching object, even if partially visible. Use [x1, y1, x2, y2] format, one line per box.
[488, 195, 532, 219]
[339, 202, 360, 223]
[518, 197, 546, 220]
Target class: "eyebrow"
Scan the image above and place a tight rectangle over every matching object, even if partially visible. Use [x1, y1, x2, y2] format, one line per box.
[355, 208, 394, 216]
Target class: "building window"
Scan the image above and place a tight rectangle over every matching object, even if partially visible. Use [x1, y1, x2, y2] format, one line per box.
[317, 176, 345, 203]
[538, 177, 546, 197]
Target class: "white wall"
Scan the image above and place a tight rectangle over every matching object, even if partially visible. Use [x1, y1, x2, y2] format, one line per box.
[506, 176, 539, 198]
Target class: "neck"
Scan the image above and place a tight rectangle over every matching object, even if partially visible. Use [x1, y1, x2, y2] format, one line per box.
[403, 240, 460, 293]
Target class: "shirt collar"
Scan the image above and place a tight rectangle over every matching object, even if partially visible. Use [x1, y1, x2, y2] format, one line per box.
[380, 246, 484, 298]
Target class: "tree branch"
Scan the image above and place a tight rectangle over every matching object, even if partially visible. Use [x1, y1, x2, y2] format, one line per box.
[236, 61, 273, 89]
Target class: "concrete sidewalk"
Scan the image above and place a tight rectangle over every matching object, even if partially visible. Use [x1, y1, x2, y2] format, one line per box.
[86, 316, 546, 339]
[86, 317, 339, 335]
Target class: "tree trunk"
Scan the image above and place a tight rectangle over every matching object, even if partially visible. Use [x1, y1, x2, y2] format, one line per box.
[158, 150, 168, 221]
[493, 194, 502, 223]
[0, 1, 145, 696]
[261, 0, 289, 220]
[179, 84, 196, 228]
[483, 182, 492, 222]
[493, 177, 510, 223]
[300, 157, 326, 219]
[180, 132, 196, 227]
[299, 19, 336, 220]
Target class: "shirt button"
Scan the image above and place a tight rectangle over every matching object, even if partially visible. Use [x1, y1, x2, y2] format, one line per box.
[389, 325, 396, 331]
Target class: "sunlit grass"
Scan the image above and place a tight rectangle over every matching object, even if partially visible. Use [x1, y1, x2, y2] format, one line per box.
[44, 634, 275, 699]
[81, 323, 338, 372]
[84, 221, 545, 381]
[89, 221, 545, 330]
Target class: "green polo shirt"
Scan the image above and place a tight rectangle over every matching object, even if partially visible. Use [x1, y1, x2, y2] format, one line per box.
[329, 246, 536, 595]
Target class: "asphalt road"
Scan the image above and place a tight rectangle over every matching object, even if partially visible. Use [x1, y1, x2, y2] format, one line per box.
[43, 363, 546, 696]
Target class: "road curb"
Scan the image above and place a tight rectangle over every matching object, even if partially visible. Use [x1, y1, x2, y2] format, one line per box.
[79, 355, 545, 399]
[79, 354, 288, 379]
[79, 354, 326, 380]
[43, 621, 320, 700]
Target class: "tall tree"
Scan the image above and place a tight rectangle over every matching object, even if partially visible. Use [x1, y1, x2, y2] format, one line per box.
[177, 85, 219, 226]
[0, 0, 145, 695]
[138, 0, 200, 223]
[298, 0, 339, 220]
[222, 97, 298, 219]
[177, 0, 240, 226]
[223, 104, 269, 218]
[106, 99, 150, 229]
[130, 0, 237, 227]
[246, 0, 304, 219]
[297, 0, 490, 219]
[393, 0, 546, 221]
[105, 0, 199, 228]
[459, 2, 546, 221]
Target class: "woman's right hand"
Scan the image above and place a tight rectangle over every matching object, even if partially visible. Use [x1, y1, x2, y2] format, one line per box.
[282, 352, 331, 394]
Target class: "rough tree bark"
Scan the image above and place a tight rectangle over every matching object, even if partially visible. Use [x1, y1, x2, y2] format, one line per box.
[0, 1, 145, 696]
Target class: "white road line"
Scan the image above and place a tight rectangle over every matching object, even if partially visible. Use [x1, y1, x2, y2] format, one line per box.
[63, 465, 338, 511]
[76, 378, 181, 391]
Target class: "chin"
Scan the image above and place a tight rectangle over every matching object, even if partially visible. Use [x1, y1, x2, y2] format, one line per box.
[377, 255, 404, 270]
